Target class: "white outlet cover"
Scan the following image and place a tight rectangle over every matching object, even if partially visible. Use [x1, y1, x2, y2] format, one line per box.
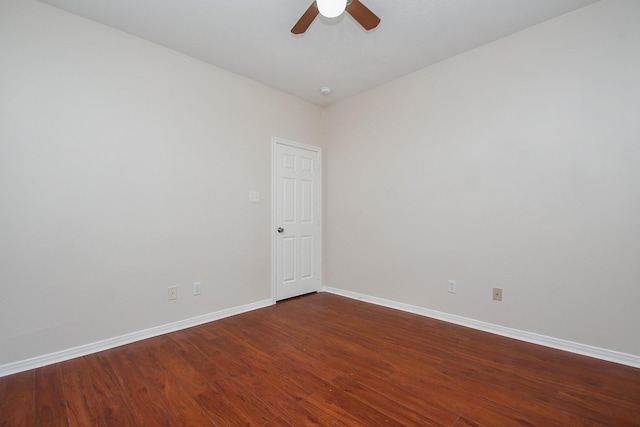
[249, 191, 260, 203]
[193, 282, 201, 296]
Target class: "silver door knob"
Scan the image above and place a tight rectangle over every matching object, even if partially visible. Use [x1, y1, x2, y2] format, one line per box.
[277, 227, 284, 233]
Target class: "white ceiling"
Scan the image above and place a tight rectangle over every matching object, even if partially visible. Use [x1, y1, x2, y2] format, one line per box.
[38, 0, 600, 106]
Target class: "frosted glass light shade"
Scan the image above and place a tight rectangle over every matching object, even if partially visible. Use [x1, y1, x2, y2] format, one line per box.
[317, 0, 347, 18]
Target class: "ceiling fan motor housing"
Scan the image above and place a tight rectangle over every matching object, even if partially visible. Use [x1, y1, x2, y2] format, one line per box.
[292, 0, 380, 35]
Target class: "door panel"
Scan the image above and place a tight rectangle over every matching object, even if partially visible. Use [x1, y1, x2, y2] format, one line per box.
[301, 179, 313, 222]
[283, 177, 296, 223]
[274, 140, 321, 301]
[283, 237, 296, 282]
[301, 235, 313, 279]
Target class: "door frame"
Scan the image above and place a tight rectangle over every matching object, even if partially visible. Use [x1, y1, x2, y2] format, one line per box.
[271, 137, 323, 304]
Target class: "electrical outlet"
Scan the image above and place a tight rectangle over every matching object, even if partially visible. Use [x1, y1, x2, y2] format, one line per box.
[447, 280, 457, 294]
[493, 287, 503, 301]
[193, 282, 201, 296]
[168, 286, 177, 300]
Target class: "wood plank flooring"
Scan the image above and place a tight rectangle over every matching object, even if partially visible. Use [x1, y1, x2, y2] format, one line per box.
[1, 292, 639, 426]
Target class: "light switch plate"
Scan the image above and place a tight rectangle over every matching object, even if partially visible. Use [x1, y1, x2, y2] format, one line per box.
[448, 280, 457, 293]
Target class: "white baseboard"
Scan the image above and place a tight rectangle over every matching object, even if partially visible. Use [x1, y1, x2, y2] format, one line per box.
[322, 286, 640, 369]
[0, 299, 273, 378]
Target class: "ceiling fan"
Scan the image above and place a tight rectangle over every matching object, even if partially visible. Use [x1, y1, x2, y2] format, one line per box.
[291, 0, 381, 35]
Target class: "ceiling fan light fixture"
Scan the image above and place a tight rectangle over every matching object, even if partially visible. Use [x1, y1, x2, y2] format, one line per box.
[316, 0, 347, 18]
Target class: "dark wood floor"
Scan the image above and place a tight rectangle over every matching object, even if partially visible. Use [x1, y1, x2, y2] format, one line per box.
[1, 293, 639, 426]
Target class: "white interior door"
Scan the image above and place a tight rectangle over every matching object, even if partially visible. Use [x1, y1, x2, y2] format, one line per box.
[273, 138, 322, 301]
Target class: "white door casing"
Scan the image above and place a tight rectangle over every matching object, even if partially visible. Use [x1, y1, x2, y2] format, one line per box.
[272, 138, 322, 301]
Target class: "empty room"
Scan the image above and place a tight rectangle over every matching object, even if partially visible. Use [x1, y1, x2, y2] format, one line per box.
[1, 0, 639, 425]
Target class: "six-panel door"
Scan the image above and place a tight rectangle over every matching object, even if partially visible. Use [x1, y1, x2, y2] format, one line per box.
[275, 142, 321, 301]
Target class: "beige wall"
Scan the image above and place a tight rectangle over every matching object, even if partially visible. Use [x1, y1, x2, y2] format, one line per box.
[2, 0, 639, 369]
[0, 0, 323, 365]
[323, 0, 640, 356]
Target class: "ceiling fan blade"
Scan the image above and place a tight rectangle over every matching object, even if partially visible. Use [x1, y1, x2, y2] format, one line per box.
[291, 2, 319, 35]
[346, 0, 380, 31]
